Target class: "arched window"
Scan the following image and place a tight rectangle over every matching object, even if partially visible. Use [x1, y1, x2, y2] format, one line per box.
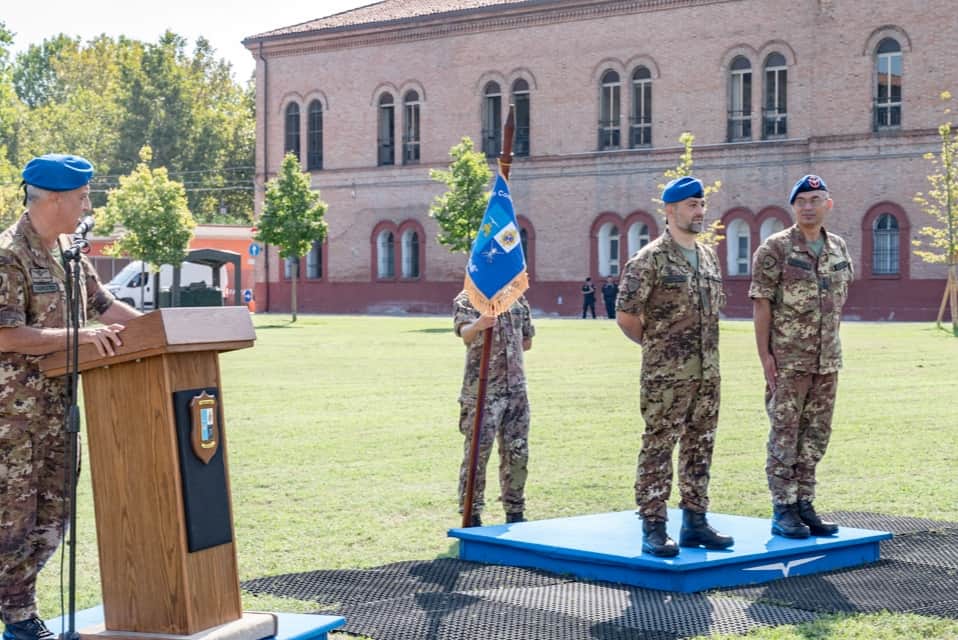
[726, 218, 751, 275]
[875, 38, 902, 129]
[377, 230, 395, 278]
[627, 221, 650, 255]
[377, 93, 395, 166]
[598, 223, 620, 276]
[284, 103, 301, 159]
[402, 90, 420, 165]
[512, 79, 530, 157]
[306, 241, 323, 279]
[762, 53, 787, 138]
[630, 66, 652, 147]
[759, 217, 785, 242]
[307, 100, 323, 170]
[401, 229, 420, 278]
[482, 82, 502, 157]
[728, 56, 752, 141]
[873, 213, 900, 275]
[598, 70, 621, 150]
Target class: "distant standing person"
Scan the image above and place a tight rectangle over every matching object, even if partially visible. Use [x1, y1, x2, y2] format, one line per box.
[581, 277, 596, 318]
[601, 275, 618, 319]
[749, 175, 853, 539]
[453, 291, 535, 526]
[615, 176, 733, 557]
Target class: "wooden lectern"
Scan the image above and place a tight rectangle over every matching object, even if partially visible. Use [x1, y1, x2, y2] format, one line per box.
[40, 307, 256, 637]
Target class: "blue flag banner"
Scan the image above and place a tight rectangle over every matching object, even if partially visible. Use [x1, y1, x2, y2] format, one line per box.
[464, 173, 529, 316]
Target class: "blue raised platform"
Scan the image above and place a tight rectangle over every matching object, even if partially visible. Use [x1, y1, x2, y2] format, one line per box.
[46, 607, 345, 640]
[449, 509, 892, 593]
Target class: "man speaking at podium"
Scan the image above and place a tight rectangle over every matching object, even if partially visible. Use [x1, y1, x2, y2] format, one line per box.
[0, 154, 139, 640]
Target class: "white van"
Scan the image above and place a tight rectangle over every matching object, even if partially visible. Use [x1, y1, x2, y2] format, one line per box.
[106, 260, 224, 310]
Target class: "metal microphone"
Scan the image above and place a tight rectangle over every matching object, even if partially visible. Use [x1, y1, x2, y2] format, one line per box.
[73, 215, 95, 237]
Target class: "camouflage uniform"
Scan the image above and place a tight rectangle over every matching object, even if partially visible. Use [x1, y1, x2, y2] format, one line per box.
[748, 224, 853, 506]
[453, 291, 534, 518]
[616, 230, 725, 522]
[0, 213, 114, 624]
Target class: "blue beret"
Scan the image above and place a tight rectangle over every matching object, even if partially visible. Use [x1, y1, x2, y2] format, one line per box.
[662, 176, 704, 204]
[22, 154, 95, 191]
[788, 174, 828, 204]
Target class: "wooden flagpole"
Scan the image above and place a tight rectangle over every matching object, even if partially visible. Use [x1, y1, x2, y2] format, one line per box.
[462, 106, 516, 528]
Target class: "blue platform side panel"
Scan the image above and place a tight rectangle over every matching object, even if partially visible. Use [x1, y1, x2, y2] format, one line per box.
[450, 510, 891, 593]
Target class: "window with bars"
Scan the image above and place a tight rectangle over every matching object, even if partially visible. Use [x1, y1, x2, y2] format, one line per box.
[728, 56, 752, 141]
[401, 229, 420, 278]
[630, 67, 652, 148]
[762, 53, 787, 138]
[377, 230, 395, 278]
[307, 100, 323, 170]
[402, 90, 420, 165]
[512, 79, 530, 157]
[875, 39, 902, 130]
[872, 213, 900, 275]
[378, 93, 395, 166]
[482, 82, 502, 158]
[306, 241, 322, 279]
[598, 70, 621, 150]
[284, 103, 301, 159]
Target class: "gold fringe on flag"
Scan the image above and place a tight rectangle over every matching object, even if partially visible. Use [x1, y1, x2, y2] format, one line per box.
[464, 269, 530, 317]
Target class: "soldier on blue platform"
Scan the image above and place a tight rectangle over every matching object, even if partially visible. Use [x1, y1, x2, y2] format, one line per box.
[749, 175, 853, 539]
[616, 176, 734, 557]
[0, 155, 140, 640]
[454, 291, 534, 527]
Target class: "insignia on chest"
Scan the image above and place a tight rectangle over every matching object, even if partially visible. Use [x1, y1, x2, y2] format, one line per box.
[786, 258, 813, 271]
[30, 268, 54, 283]
[32, 282, 59, 294]
[661, 274, 689, 284]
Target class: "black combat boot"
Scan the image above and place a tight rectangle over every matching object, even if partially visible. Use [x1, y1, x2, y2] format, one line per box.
[505, 511, 526, 524]
[468, 514, 482, 527]
[3, 618, 55, 640]
[641, 519, 679, 557]
[797, 500, 839, 536]
[679, 510, 734, 549]
[771, 503, 811, 538]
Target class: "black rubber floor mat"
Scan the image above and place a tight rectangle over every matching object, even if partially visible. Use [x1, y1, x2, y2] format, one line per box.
[721, 558, 958, 616]
[472, 581, 818, 637]
[826, 511, 958, 535]
[243, 558, 570, 607]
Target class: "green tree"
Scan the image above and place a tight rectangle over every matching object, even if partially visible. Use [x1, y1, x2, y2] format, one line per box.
[0, 22, 24, 227]
[913, 91, 958, 335]
[654, 132, 724, 246]
[429, 136, 493, 253]
[12, 34, 77, 108]
[98, 146, 196, 308]
[254, 153, 328, 322]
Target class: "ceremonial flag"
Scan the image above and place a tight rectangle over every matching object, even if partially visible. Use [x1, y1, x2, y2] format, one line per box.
[463, 173, 529, 315]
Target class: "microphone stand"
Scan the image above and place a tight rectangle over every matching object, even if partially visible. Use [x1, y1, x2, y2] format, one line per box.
[60, 232, 89, 640]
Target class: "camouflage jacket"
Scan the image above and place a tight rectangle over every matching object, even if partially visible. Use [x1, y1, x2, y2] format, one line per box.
[454, 291, 534, 401]
[0, 212, 115, 417]
[616, 230, 724, 381]
[748, 225, 853, 374]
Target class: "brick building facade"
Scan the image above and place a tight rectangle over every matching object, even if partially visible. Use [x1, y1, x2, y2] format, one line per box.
[243, 0, 956, 319]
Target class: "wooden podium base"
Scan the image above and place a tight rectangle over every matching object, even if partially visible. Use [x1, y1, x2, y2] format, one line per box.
[77, 613, 277, 640]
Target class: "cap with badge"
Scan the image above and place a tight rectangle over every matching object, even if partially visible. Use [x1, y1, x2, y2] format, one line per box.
[788, 174, 828, 204]
[662, 176, 704, 204]
[21, 154, 95, 191]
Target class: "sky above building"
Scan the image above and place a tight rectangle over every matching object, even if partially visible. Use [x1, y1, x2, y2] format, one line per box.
[3, 0, 375, 82]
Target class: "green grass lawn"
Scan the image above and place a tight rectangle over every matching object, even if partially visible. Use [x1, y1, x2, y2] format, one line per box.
[37, 316, 958, 638]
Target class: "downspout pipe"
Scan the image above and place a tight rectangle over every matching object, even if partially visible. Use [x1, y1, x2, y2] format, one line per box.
[258, 41, 271, 312]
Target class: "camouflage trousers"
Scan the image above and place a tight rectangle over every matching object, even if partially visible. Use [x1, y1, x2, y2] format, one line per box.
[0, 411, 69, 624]
[635, 378, 719, 522]
[458, 390, 530, 517]
[765, 370, 838, 506]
